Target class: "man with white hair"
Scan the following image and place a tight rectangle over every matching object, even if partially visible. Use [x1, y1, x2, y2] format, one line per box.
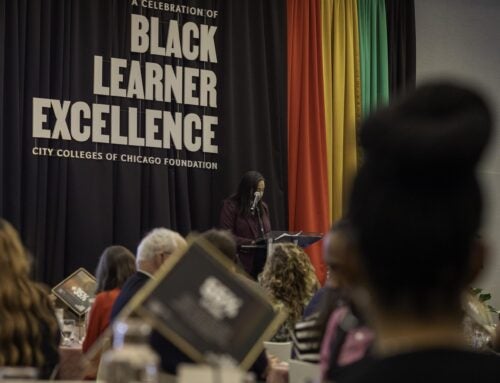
[110, 228, 186, 320]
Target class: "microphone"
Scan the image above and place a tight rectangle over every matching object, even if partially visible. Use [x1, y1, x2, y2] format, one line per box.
[250, 191, 262, 213]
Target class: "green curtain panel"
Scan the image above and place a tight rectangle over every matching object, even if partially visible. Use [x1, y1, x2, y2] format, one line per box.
[358, 0, 389, 116]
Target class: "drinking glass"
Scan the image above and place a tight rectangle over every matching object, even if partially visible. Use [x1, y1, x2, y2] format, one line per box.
[61, 319, 75, 346]
[55, 308, 64, 328]
[78, 322, 87, 344]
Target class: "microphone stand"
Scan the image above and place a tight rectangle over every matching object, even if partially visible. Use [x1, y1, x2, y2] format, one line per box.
[255, 202, 265, 239]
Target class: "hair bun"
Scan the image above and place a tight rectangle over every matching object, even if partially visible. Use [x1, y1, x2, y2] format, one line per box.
[360, 82, 492, 178]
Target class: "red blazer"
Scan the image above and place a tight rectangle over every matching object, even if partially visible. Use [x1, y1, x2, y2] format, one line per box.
[82, 288, 121, 353]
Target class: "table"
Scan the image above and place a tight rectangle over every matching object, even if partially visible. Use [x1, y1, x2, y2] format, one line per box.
[58, 342, 86, 380]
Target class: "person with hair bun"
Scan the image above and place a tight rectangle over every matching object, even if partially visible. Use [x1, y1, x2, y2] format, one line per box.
[336, 83, 500, 383]
[0, 218, 60, 379]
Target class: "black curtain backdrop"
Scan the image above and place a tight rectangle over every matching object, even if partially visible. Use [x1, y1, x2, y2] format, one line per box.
[385, 0, 416, 98]
[0, 0, 287, 285]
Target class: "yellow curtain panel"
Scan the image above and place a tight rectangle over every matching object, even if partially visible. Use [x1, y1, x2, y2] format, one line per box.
[321, 0, 361, 222]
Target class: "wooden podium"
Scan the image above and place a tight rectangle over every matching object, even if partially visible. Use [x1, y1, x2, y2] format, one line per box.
[239, 231, 323, 279]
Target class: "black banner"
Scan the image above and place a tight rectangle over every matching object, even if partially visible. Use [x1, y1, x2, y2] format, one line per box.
[0, 0, 287, 285]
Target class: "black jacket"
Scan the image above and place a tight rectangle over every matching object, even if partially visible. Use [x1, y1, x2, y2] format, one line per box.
[110, 271, 150, 321]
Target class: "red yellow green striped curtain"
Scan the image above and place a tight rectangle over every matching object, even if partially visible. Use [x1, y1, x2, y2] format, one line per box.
[288, 0, 414, 282]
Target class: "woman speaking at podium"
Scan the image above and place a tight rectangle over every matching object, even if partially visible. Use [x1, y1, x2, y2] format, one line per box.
[220, 170, 271, 278]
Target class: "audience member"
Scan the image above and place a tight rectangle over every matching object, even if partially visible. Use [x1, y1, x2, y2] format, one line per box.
[200, 228, 238, 264]
[107, 228, 189, 376]
[320, 300, 374, 381]
[292, 220, 352, 363]
[83, 245, 135, 351]
[149, 229, 276, 381]
[200, 229, 263, 292]
[310, 223, 374, 380]
[195, 229, 277, 380]
[110, 228, 186, 320]
[0, 218, 60, 379]
[337, 83, 500, 383]
[82, 245, 135, 378]
[259, 243, 319, 342]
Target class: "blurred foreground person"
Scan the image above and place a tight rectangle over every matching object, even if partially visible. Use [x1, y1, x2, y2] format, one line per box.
[0, 219, 59, 378]
[338, 83, 500, 383]
[259, 243, 319, 341]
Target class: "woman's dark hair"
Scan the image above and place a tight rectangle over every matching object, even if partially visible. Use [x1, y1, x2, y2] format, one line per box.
[233, 170, 265, 217]
[95, 246, 136, 294]
[200, 229, 237, 263]
[348, 82, 492, 315]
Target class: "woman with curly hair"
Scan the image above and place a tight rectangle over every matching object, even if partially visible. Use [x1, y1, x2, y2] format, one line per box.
[0, 218, 60, 378]
[259, 243, 319, 341]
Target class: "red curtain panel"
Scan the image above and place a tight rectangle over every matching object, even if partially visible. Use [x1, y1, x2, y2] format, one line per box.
[287, 0, 330, 283]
